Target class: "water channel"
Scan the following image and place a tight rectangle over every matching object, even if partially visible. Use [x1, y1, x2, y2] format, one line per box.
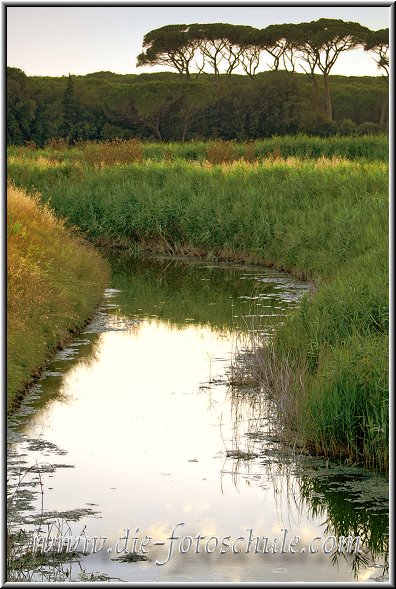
[7, 255, 389, 582]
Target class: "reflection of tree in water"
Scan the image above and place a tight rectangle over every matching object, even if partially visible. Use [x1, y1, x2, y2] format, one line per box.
[225, 384, 389, 580]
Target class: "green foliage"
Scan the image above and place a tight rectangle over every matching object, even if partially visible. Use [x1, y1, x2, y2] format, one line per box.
[303, 332, 388, 470]
[364, 28, 389, 79]
[337, 119, 357, 136]
[33, 101, 64, 147]
[7, 68, 37, 145]
[357, 121, 385, 135]
[292, 19, 371, 120]
[136, 18, 377, 121]
[62, 75, 80, 143]
[137, 24, 201, 80]
[7, 67, 388, 145]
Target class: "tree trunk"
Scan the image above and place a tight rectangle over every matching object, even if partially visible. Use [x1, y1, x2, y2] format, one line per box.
[312, 74, 320, 100]
[323, 74, 333, 121]
[151, 119, 162, 141]
[380, 96, 388, 125]
[155, 126, 162, 141]
[181, 118, 188, 143]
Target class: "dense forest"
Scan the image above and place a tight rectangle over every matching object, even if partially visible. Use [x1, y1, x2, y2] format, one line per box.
[7, 19, 389, 145]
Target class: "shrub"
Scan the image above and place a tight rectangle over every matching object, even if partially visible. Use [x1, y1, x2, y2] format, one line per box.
[337, 119, 357, 136]
[81, 139, 143, 167]
[357, 122, 383, 135]
[206, 140, 237, 164]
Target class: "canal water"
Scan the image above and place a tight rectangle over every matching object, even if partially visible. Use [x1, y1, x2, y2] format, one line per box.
[7, 256, 389, 582]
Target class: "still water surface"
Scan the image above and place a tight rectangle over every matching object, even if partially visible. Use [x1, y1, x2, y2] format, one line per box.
[7, 256, 388, 582]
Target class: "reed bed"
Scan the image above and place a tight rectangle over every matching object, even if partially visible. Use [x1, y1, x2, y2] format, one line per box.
[7, 139, 388, 469]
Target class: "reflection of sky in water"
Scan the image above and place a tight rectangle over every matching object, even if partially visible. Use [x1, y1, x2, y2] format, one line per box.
[7, 261, 386, 582]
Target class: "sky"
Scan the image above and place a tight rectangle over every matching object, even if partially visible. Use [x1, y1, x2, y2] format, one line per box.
[6, 4, 392, 78]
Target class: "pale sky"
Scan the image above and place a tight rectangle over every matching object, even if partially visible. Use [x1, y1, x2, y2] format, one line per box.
[6, 4, 392, 78]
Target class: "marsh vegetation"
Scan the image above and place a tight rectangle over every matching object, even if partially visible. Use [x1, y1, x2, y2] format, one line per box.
[7, 135, 388, 470]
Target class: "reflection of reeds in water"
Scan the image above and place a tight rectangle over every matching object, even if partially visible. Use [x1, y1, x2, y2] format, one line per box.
[227, 312, 388, 580]
[302, 470, 389, 580]
[224, 380, 388, 579]
[229, 294, 303, 443]
[297, 467, 389, 557]
[226, 295, 298, 491]
[224, 378, 300, 498]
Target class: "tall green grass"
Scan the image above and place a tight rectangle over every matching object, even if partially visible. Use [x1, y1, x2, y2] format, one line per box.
[7, 142, 388, 469]
[7, 157, 387, 276]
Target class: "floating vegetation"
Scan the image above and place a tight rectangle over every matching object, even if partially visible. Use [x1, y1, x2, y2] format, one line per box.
[112, 552, 150, 563]
[226, 450, 259, 460]
[83, 310, 138, 334]
[27, 507, 101, 524]
[41, 371, 63, 378]
[26, 439, 68, 455]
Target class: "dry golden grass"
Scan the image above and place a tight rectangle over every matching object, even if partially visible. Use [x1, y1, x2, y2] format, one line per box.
[7, 155, 64, 168]
[81, 139, 143, 167]
[206, 140, 237, 164]
[197, 155, 367, 172]
[7, 185, 109, 408]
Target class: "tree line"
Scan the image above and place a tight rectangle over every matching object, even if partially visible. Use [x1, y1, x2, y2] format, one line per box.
[137, 19, 389, 121]
[7, 19, 388, 146]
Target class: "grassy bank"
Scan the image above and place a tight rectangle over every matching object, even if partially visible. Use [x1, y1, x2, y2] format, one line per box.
[7, 139, 388, 470]
[7, 185, 109, 410]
